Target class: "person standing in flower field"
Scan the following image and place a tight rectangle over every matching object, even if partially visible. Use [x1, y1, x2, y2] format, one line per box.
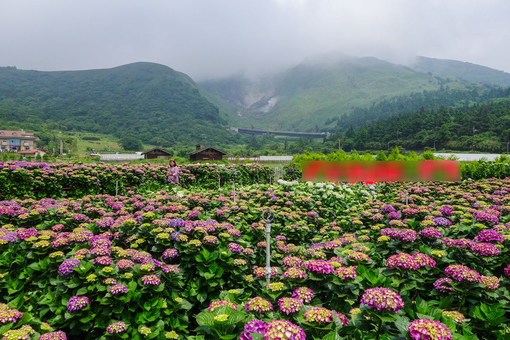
[167, 159, 179, 185]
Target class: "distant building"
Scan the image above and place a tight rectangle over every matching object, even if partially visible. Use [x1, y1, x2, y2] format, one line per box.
[142, 147, 173, 160]
[17, 150, 48, 158]
[0, 129, 39, 152]
[189, 145, 227, 161]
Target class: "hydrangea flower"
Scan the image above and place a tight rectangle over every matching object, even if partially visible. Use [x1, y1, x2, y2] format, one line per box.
[0, 308, 22, 324]
[412, 253, 436, 268]
[433, 278, 455, 292]
[264, 320, 306, 340]
[474, 229, 503, 243]
[292, 287, 314, 303]
[108, 284, 128, 295]
[39, 330, 67, 340]
[408, 319, 452, 340]
[67, 296, 89, 311]
[58, 259, 80, 275]
[504, 264, 510, 278]
[481, 275, 500, 289]
[445, 265, 481, 282]
[304, 306, 333, 323]
[106, 321, 127, 334]
[386, 253, 418, 270]
[245, 297, 273, 313]
[162, 248, 178, 259]
[305, 259, 335, 274]
[442, 311, 465, 323]
[360, 287, 404, 313]
[282, 267, 306, 279]
[141, 274, 161, 285]
[278, 297, 303, 315]
[471, 243, 499, 256]
[421, 227, 443, 238]
[332, 310, 350, 326]
[335, 266, 357, 279]
[240, 320, 267, 340]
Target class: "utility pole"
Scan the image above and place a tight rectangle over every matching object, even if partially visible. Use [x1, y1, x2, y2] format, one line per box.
[60, 140, 63, 155]
[434, 140, 438, 150]
[507, 142, 509, 154]
[396, 130, 401, 142]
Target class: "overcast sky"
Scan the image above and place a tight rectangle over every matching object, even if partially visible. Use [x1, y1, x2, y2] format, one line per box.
[1, 0, 509, 80]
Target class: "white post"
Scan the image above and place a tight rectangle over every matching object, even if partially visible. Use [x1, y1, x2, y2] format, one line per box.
[405, 189, 408, 205]
[263, 209, 274, 290]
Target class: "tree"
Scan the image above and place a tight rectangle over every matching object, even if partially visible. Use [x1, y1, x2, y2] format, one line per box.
[120, 136, 143, 151]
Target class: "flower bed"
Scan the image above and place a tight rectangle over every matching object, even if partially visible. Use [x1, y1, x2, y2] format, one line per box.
[0, 161, 272, 199]
[0, 180, 509, 339]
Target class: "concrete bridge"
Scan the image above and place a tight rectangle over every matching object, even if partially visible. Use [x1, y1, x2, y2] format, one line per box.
[230, 127, 330, 140]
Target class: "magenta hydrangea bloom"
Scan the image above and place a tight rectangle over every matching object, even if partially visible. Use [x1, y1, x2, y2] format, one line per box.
[386, 253, 418, 270]
[245, 297, 273, 313]
[162, 248, 178, 259]
[444, 265, 481, 283]
[264, 320, 306, 340]
[433, 278, 455, 292]
[332, 310, 350, 326]
[282, 256, 304, 268]
[471, 243, 499, 256]
[412, 253, 436, 268]
[305, 260, 334, 274]
[240, 320, 267, 340]
[408, 319, 452, 340]
[360, 287, 404, 313]
[141, 274, 161, 285]
[304, 307, 333, 323]
[116, 259, 135, 269]
[504, 264, 510, 278]
[58, 259, 80, 275]
[278, 297, 303, 315]
[421, 227, 443, 238]
[108, 284, 128, 295]
[474, 229, 504, 243]
[67, 296, 89, 311]
[39, 330, 67, 340]
[292, 287, 314, 303]
[0, 309, 23, 324]
[106, 321, 127, 334]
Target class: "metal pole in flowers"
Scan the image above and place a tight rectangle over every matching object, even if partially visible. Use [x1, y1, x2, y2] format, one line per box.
[115, 180, 118, 198]
[262, 209, 274, 290]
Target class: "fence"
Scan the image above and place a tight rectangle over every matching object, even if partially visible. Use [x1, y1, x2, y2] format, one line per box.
[99, 154, 144, 162]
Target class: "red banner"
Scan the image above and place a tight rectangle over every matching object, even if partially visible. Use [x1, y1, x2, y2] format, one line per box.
[302, 161, 460, 182]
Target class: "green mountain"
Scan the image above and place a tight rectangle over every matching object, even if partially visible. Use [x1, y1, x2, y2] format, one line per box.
[0, 62, 242, 150]
[200, 54, 510, 132]
[412, 56, 510, 86]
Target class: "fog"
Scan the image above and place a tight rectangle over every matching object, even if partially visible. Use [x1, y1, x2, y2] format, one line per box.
[1, 0, 509, 80]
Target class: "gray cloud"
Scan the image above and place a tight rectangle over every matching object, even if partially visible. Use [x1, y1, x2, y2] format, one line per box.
[1, 0, 509, 80]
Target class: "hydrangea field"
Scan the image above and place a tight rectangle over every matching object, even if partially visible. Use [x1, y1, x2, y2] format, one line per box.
[1, 171, 510, 339]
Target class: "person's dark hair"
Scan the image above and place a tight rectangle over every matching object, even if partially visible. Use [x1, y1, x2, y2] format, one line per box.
[169, 159, 177, 166]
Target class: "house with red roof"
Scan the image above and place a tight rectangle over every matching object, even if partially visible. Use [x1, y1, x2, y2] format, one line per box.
[0, 129, 40, 152]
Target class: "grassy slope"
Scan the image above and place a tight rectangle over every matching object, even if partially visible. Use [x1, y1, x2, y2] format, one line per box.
[413, 56, 510, 86]
[243, 57, 470, 131]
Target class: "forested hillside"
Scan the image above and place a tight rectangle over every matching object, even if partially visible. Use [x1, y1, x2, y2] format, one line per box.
[328, 92, 510, 152]
[0, 63, 242, 150]
[330, 86, 510, 132]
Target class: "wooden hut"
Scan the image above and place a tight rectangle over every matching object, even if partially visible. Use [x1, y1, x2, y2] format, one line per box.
[188, 145, 227, 161]
[142, 147, 173, 160]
